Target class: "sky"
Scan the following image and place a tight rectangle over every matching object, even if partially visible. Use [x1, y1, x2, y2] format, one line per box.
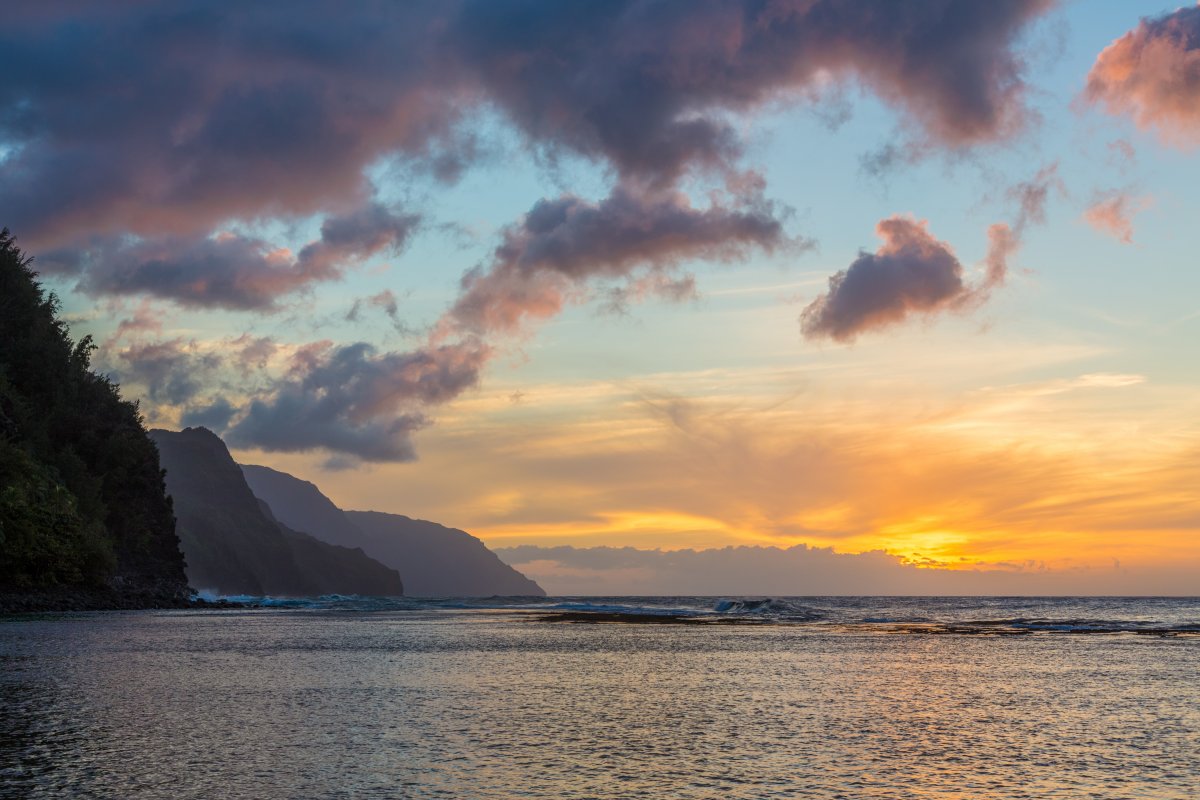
[2, 1, 1198, 593]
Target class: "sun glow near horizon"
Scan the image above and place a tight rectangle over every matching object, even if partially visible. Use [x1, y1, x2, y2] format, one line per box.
[229, 341, 1199, 578]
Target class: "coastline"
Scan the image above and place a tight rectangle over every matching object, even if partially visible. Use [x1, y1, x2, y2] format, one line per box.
[0, 586, 240, 614]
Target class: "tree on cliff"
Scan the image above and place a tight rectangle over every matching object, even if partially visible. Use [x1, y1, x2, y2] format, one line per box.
[0, 229, 189, 601]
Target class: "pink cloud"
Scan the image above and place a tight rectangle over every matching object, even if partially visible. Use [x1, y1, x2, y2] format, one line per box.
[442, 183, 793, 337]
[801, 216, 1013, 342]
[1083, 191, 1152, 244]
[1085, 4, 1200, 147]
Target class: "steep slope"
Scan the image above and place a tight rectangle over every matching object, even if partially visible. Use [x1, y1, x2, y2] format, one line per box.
[240, 463, 544, 597]
[0, 230, 189, 610]
[347, 511, 545, 597]
[241, 464, 371, 549]
[278, 522, 406, 597]
[151, 427, 402, 596]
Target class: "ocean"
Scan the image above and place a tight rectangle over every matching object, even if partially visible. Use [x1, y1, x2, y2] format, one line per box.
[2, 596, 1198, 799]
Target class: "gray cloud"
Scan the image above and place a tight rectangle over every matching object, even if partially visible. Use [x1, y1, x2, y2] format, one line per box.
[3, 1, 1053, 304]
[47, 203, 418, 310]
[2, 1, 1058, 460]
[444, 183, 795, 335]
[98, 330, 278, 412]
[346, 289, 406, 329]
[103, 338, 222, 406]
[459, 0, 1052, 185]
[180, 397, 237, 430]
[1007, 162, 1062, 232]
[224, 339, 490, 462]
[801, 162, 1061, 342]
[100, 325, 489, 461]
[800, 216, 1002, 342]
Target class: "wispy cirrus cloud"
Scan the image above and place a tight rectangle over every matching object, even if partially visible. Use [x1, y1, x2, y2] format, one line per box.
[1083, 190, 1152, 244]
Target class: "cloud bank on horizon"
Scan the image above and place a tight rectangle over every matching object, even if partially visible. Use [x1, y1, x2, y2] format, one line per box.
[0, 0, 1066, 462]
[495, 544, 1200, 596]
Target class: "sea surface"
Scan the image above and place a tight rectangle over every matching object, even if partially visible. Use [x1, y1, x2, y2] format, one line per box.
[2, 596, 1198, 799]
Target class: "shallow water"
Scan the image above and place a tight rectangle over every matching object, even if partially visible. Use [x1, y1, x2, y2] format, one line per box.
[2, 597, 1199, 799]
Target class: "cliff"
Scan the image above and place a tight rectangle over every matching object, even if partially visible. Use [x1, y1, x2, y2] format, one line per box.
[347, 511, 546, 597]
[0, 230, 190, 610]
[240, 463, 545, 597]
[150, 427, 403, 597]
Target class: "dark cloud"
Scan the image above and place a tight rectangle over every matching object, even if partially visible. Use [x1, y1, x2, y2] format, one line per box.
[458, 0, 1051, 185]
[1, 1, 1057, 459]
[444, 183, 793, 335]
[600, 273, 701, 317]
[225, 339, 490, 462]
[801, 160, 1062, 342]
[44, 203, 418, 310]
[298, 204, 421, 278]
[2, 1, 1052, 293]
[180, 397, 237, 431]
[1084, 4, 1200, 147]
[98, 324, 488, 461]
[98, 330, 276, 415]
[800, 216, 1005, 342]
[0, 5, 454, 249]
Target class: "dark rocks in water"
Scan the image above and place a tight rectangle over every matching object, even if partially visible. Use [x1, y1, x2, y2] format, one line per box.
[535, 612, 768, 625]
[150, 427, 403, 597]
[239, 463, 545, 597]
[0, 583, 190, 614]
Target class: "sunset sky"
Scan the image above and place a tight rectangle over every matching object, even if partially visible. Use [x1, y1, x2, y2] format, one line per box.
[4, 1, 1198, 590]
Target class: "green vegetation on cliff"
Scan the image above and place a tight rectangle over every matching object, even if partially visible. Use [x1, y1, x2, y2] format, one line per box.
[0, 230, 189, 603]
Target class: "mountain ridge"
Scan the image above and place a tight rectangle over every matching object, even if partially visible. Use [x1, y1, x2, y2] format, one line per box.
[240, 463, 544, 597]
[151, 427, 403, 597]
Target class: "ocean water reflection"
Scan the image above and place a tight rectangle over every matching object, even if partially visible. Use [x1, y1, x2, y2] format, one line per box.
[2, 601, 1198, 799]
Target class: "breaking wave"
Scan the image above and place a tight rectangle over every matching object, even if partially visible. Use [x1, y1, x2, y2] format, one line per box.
[186, 592, 1200, 634]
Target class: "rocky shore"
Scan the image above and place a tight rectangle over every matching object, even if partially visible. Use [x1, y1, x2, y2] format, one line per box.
[0, 580, 239, 614]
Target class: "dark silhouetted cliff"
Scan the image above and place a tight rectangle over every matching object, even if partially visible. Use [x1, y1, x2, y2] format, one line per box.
[240, 463, 544, 597]
[347, 511, 545, 597]
[151, 427, 403, 597]
[0, 230, 190, 610]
